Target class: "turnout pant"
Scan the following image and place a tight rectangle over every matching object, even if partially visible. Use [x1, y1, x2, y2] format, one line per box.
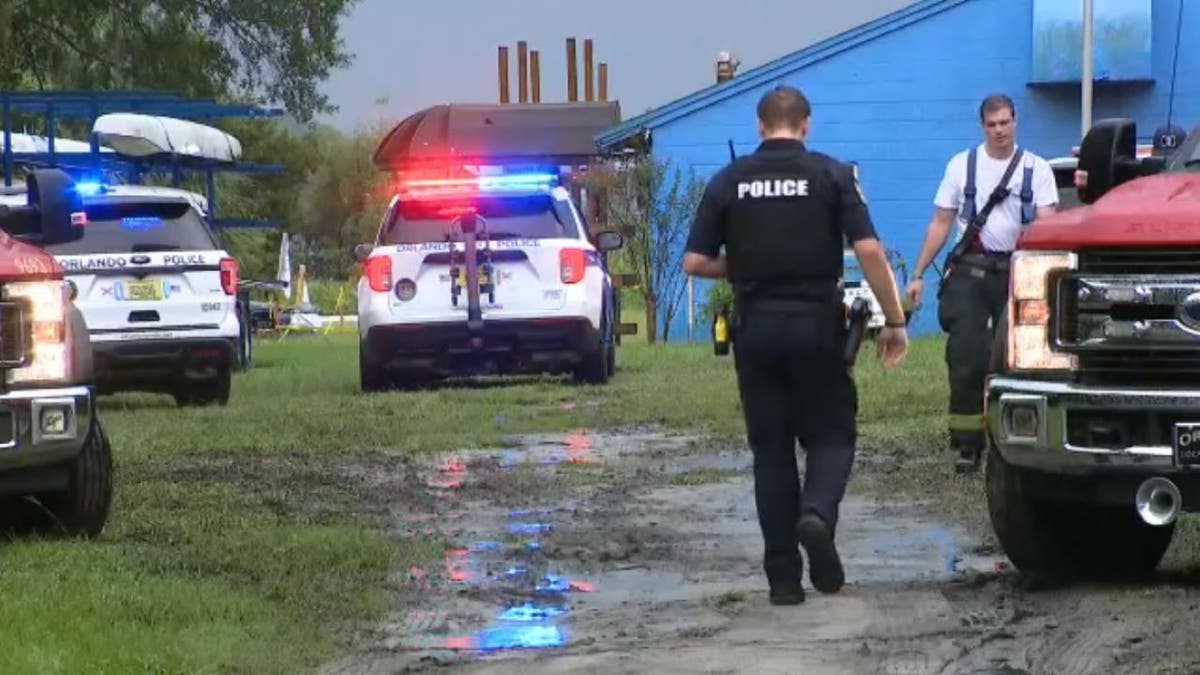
[733, 300, 857, 570]
[936, 256, 1010, 456]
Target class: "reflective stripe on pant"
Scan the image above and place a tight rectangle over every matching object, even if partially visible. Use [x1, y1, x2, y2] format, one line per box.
[732, 301, 857, 565]
[937, 262, 1009, 452]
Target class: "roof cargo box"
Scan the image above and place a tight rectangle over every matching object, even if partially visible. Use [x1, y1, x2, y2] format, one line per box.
[373, 102, 621, 170]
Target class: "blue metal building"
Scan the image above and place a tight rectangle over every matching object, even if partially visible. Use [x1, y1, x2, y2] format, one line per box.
[595, 0, 1197, 341]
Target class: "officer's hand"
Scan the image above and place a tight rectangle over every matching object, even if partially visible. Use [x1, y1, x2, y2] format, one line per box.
[876, 326, 908, 368]
[905, 279, 924, 308]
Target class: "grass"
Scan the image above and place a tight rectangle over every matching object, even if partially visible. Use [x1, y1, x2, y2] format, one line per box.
[4, 322, 1197, 673]
[0, 327, 966, 674]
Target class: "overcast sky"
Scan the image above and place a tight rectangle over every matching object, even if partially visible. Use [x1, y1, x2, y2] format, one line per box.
[316, 0, 918, 132]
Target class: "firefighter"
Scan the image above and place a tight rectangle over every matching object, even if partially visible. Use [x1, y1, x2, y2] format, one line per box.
[683, 85, 908, 605]
[905, 93, 1059, 473]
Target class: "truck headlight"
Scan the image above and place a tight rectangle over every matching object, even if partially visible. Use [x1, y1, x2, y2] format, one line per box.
[5, 280, 70, 385]
[1008, 250, 1077, 371]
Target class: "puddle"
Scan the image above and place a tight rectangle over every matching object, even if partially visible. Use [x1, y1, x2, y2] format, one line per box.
[385, 428, 1004, 666]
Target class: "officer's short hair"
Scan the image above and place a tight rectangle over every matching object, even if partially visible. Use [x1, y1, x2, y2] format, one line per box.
[979, 93, 1015, 121]
[757, 86, 811, 131]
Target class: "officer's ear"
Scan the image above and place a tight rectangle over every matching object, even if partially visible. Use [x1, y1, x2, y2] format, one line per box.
[757, 119, 767, 139]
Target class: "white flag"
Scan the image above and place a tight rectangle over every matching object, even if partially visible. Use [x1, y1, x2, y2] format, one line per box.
[276, 232, 292, 300]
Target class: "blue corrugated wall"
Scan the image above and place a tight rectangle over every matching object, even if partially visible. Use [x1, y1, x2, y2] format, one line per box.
[648, 0, 1200, 342]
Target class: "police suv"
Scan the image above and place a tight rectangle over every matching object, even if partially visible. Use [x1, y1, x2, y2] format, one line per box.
[355, 169, 625, 390]
[32, 183, 248, 406]
[840, 248, 885, 332]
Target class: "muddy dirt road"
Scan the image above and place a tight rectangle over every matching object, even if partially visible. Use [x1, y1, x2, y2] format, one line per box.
[320, 428, 1200, 675]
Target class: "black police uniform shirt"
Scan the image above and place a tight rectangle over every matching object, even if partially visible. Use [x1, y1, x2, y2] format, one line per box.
[685, 138, 878, 300]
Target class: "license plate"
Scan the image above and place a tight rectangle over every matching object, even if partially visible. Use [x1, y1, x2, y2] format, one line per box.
[1172, 422, 1200, 466]
[122, 280, 163, 301]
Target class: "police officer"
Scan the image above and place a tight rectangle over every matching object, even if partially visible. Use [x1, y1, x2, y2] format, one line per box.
[905, 93, 1058, 473]
[683, 85, 908, 605]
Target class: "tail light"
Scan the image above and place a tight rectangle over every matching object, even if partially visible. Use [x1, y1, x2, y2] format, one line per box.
[560, 249, 586, 284]
[365, 256, 392, 292]
[220, 257, 238, 295]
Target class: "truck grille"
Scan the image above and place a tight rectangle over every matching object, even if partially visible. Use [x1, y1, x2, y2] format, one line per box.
[1055, 248, 1200, 386]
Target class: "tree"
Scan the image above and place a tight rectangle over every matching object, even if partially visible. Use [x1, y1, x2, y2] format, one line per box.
[1, 0, 360, 122]
[586, 155, 707, 344]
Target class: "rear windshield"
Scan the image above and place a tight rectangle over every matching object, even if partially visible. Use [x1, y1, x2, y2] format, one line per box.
[44, 200, 219, 255]
[379, 194, 579, 245]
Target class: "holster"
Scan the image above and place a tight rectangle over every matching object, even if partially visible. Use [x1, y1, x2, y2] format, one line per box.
[842, 297, 871, 365]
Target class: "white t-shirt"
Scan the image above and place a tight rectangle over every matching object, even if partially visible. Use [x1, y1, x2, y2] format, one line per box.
[933, 144, 1059, 252]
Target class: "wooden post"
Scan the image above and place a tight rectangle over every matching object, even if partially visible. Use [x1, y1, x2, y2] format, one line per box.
[531, 50, 541, 103]
[584, 39, 594, 102]
[518, 41, 529, 103]
[566, 37, 578, 102]
[498, 46, 510, 103]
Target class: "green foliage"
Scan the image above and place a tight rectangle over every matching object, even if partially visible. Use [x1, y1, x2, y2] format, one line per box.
[585, 155, 707, 343]
[698, 278, 734, 333]
[0, 0, 361, 121]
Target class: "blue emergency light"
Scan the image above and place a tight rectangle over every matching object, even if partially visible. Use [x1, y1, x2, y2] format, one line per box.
[396, 165, 561, 197]
[74, 181, 106, 196]
[477, 172, 558, 191]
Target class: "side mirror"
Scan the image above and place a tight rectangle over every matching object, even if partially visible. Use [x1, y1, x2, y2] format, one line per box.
[594, 229, 624, 251]
[0, 169, 87, 244]
[1140, 156, 1167, 175]
[353, 243, 373, 262]
[1076, 118, 1156, 204]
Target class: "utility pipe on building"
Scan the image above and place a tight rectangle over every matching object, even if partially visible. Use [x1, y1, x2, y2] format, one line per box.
[1082, 0, 1093, 136]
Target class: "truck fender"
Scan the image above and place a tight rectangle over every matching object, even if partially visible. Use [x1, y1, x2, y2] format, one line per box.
[68, 300, 94, 386]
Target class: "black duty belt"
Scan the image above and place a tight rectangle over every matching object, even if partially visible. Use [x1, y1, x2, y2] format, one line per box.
[958, 251, 1012, 272]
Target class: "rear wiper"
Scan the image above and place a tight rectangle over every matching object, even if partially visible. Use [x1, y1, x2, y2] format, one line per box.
[130, 243, 180, 252]
[481, 232, 534, 240]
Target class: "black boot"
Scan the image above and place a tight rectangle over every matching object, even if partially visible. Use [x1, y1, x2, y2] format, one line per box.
[797, 513, 845, 594]
[954, 445, 981, 474]
[764, 554, 805, 605]
[951, 430, 984, 474]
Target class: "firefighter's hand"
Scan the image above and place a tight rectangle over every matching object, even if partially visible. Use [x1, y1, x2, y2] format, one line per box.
[876, 325, 908, 368]
[904, 279, 924, 308]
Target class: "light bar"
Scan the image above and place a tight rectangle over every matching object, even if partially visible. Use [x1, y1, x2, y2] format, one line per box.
[75, 181, 106, 196]
[400, 172, 557, 193]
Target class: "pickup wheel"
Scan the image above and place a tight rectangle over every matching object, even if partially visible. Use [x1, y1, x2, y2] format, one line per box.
[33, 416, 114, 539]
[985, 445, 1070, 580]
[986, 446, 1174, 582]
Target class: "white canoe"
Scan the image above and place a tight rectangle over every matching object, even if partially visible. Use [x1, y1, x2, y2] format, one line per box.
[92, 113, 242, 162]
[0, 132, 112, 154]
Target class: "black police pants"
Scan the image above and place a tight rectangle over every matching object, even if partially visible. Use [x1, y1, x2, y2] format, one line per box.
[937, 260, 1009, 453]
[732, 302, 857, 564]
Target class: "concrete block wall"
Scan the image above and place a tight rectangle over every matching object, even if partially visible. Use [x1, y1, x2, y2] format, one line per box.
[646, 0, 1200, 343]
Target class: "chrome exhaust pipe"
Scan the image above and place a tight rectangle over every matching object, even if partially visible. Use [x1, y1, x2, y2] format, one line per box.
[1135, 477, 1182, 526]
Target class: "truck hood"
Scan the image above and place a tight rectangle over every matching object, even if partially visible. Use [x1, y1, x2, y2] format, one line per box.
[1020, 172, 1200, 250]
[0, 231, 64, 281]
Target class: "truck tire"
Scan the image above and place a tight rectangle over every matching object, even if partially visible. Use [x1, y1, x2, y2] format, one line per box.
[574, 299, 613, 385]
[36, 415, 114, 538]
[573, 345, 610, 384]
[986, 447, 1174, 582]
[175, 366, 231, 406]
[360, 349, 388, 393]
[985, 445, 1070, 579]
[985, 305, 1173, 582]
